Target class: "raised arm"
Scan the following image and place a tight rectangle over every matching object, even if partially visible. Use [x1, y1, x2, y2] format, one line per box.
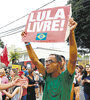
[0, 82, 14, 90]
[21, 32, 46, 76]
[2, 87, 20, 98]
[0, 80, 18, 90]
[67, 18, 77, 74]
[21, 81, 28, 89]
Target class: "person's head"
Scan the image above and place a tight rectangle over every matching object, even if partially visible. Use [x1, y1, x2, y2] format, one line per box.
[22, 66, 26, 70]
[85, 64, 90, 73]
[60, 55, 66, 69]
[27, 67, 31, 72]
[0, 68, 5, 77]
[45, 54, 62, 74]
[2, 68, 6, 76]
[28, 69, 34, 76]
[78, 65, 83, 74]
[18, 71, 24, 78]
[10, 68, 18, 77]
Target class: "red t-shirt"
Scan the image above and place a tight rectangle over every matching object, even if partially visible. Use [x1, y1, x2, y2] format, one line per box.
[22, 77, 28, 96]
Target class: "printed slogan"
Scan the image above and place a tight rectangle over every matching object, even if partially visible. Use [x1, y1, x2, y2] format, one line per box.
[23, 5, 71, 42]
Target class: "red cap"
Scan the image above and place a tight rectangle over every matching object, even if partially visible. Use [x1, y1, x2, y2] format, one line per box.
[18, 71, 24, 76]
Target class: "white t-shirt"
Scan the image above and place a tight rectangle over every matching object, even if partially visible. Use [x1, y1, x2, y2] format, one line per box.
[73, 77, 76, 84]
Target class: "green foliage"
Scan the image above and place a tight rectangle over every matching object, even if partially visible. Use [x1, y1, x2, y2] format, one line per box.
[67, 0, 90, 53]
[84, 55, 90, 58]
[77, 54, 82, 58]
[9, 51, 21, 64]
[0, 39, 4, 48]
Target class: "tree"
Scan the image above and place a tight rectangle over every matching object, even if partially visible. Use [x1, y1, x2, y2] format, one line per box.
[77, 54, 82, 58]
[67, 0, 90, 53]
[0, 39, 4, 48]
[9, 51, 21, 64]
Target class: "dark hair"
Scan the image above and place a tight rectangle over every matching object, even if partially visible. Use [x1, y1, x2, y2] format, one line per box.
[49, 54, 62, 62]
[82, 69, 87, 80]
[76, 64, 79, 68]
[60, 55, 66, 61]
[28, 69, 33, 75]
[78, 65, 83, 70]
[22, 66, 26, 69]
[78, 65, 84, 74]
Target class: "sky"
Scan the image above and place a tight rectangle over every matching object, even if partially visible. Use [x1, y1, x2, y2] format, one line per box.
[0, 0, 69, 52]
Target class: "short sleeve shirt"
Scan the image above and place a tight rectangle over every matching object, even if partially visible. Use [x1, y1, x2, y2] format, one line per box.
[42, 69, 75, 100]
[22, 70, 29, 76]
[1, 76, 8, 95]
[22, 77, 28, 96]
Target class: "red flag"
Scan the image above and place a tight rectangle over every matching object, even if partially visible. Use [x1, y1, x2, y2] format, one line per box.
[0, 56, 4, 62]
[0, 46, 9, 67]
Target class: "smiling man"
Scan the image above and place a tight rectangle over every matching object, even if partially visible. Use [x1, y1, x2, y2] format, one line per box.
[21, 18, 77, 100]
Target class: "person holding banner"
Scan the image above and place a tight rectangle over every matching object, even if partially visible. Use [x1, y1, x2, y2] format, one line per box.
[21, 18, 77, 100]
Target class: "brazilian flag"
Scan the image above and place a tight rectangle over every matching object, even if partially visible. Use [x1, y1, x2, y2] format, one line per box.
[36, 33, 47, 40]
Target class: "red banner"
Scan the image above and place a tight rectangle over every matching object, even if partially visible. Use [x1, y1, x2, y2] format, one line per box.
[23, 5, 71, 42]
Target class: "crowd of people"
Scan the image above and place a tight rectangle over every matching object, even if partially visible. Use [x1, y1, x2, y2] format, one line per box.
[0, 63, 90, 100]
[0, 67, 45, 100]
[70, 64, 90, 100]
[0, 18, 90, 100]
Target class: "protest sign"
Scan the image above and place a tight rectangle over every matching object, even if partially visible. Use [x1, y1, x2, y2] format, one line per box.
[23, 5, 71, 42]
[12, 64, 21, 71]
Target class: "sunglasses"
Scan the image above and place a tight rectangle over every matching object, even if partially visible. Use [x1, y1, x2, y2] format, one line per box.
[45, 60, 57, 64]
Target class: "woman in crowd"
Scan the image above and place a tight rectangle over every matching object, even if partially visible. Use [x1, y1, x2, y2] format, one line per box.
[2, 69, 23, 100]
[1, 68, 8, 100]
[8, 68, 19, 96]
[82, 64, 90, 100]
[2, 78, 23, 100]
[78, 65, 85, 100]
[27, 69, 36, 100]
[34, 71, 39, 98]
[73, 65, 84, 100]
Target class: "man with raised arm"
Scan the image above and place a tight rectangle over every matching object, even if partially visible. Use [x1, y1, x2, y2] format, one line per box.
[21, 18, 77, 100]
